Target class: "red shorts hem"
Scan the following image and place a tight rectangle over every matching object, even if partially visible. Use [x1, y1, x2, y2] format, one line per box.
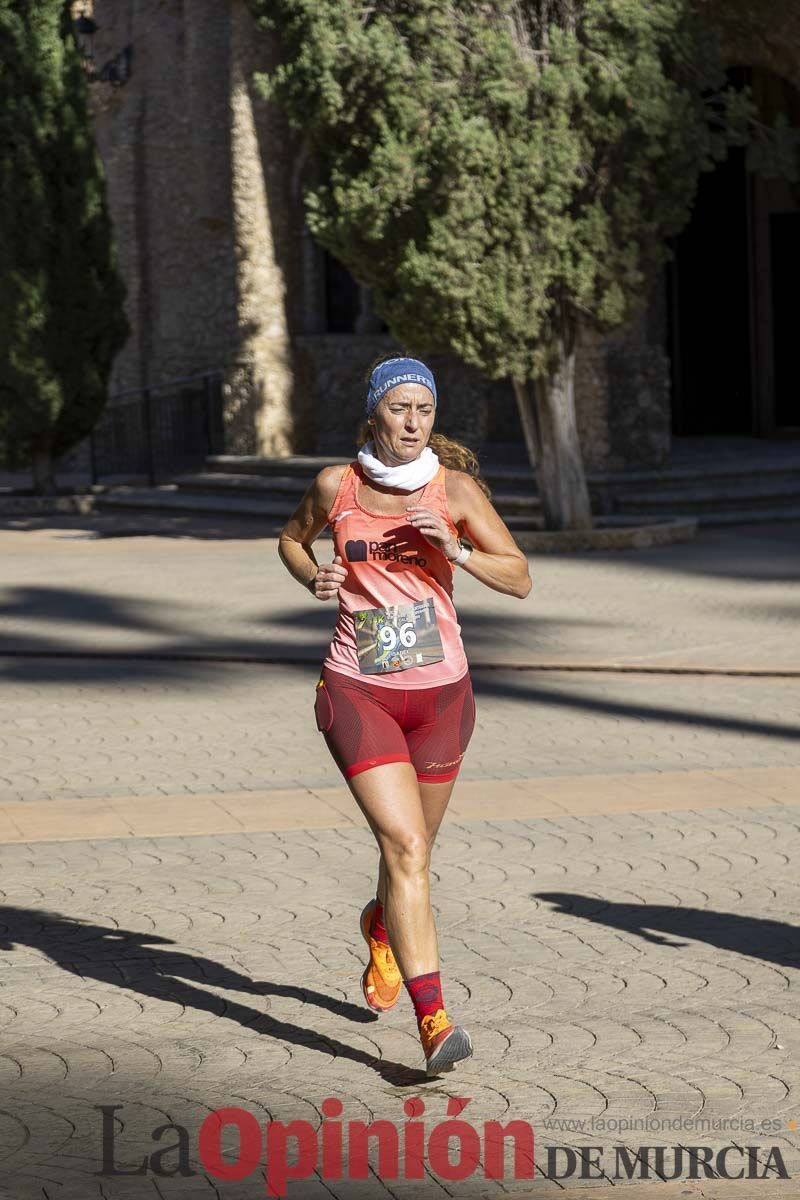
[346, 753, 412, 779]
[415, 768, 461, 783]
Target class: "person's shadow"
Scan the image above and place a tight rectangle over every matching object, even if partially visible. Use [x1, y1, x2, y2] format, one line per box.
[535, 892, 800, 966]
[0, 906, 431, 1084]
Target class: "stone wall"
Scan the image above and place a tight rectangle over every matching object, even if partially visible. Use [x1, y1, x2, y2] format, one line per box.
[88, 0, 239, 393]
[76, 0, 675, 476]
[84, 0, 300, 457]
[582, 285, 672, 473]
[227, 3, 296, 456]
[293, 336, 501, 458]
[289, 323, 671, 473]
[74, 0, 793, 481]
[707, 0, 800, 90]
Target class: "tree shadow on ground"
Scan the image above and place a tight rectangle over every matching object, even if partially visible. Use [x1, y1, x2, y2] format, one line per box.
[0, 589, 797, 746]
[535, 892, 800, 969]
[3, 512, 800, 583]
[0, 585, 184, 635]
[0, 513, 288, 543]
[544, 521, 800, 585]
[0, 582, 613, 645]
[477, 674, 800, 744]
[0, 582, 797, 747]
[0, 906, 433, 1085]
[261, 605, 612, 637]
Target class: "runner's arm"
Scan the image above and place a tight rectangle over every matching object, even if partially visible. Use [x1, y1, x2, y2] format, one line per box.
[278, 467, 346, 596]
[448, 474, 532, 599]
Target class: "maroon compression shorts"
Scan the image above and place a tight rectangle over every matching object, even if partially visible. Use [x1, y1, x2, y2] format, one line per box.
[314, 665, 476, 783]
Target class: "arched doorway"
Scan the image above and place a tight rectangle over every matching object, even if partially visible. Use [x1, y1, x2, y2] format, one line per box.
[667, 66, 800, 437]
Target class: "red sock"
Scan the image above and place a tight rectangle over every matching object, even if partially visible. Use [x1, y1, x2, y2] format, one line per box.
[404, 971, 444, 1025]
[370, 899, 389, 945]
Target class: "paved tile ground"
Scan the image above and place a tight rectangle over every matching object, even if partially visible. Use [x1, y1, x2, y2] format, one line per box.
[1, 806, 799, 1198]
[0, 513, 798, 1198]
[0, 661, 799, 805]
[0, 513, 798, 672]
[0, 765, 794, 844]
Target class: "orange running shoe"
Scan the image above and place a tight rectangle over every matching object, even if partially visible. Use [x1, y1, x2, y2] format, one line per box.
[419, 1009, 473, 1075]
[359, 899, 402, 1012]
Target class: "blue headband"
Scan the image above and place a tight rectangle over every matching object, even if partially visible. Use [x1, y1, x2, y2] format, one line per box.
[366, 357, 437, 417]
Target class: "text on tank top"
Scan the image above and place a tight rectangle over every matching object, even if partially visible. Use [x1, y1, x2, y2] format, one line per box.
[322, 463, 469, 688]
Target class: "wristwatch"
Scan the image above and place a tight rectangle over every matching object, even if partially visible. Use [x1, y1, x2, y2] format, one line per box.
[449, 539, 472, 566]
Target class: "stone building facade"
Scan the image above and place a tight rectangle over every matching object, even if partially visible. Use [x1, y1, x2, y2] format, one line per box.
[79, 0, 799, 474]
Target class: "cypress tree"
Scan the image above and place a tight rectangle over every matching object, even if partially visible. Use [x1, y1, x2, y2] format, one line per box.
[0, 0, 129, 493]
[250, 0, 783, 529]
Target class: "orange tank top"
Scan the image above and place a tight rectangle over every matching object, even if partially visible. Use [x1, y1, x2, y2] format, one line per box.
[322, 462, 469, 688]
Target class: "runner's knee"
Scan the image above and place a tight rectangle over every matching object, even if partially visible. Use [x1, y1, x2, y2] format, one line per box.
[383, 832, 430, 876]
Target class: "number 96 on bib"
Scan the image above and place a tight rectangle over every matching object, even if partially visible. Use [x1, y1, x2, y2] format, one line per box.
[354, 598, 444, 674]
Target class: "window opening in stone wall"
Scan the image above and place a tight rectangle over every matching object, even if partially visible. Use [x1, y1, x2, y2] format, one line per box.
[324, 251, 388, 334]
[325, 251, 360, 332]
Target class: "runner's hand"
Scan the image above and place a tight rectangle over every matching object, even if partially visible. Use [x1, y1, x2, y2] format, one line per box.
[406, 506, 459, 560]
[311, 554, 347, 600]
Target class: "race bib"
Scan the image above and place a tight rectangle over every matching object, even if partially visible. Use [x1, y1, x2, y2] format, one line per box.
[353, 598, 444, 674]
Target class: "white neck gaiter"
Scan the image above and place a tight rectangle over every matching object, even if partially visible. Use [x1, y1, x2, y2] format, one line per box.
[357, 441, 440, 492]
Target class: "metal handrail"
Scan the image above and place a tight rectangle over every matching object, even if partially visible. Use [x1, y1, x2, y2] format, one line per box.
[108, 370, 223, 403]
[89, 371, 224, 485]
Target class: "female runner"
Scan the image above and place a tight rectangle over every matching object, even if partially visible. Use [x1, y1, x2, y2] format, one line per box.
[278, 355, 531, 1075]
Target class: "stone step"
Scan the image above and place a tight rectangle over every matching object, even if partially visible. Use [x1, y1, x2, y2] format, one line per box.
[495, 465, 800, 499]
[188, 463, 800, 522]
[204, 454, 527, 491]
[96, 486, 292, 521]
[620, 479, 800, 514]
[643, 505, 800, 527]
[173, 470, 542, 513]
[186, 464, 800, 518]
[95, 485, 543, 527]
[96, 483, 800, 529]
[173, 471, 309, 497]
[206, 452, 800, 494]
[205, 454, 350, 477]
[204, 453, 539, 486]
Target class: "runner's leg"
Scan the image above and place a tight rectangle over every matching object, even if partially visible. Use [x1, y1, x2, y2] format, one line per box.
[419, 778, 457, 852]
[339, 706, 472, 1069]
[375, 673, 473, 934]
[345, 761, 439, 979]
[376, 777, 456, 904]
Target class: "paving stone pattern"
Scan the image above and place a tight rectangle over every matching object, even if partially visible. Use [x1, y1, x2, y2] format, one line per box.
[0, 515, 798, 672]
[0, 805, 799, 1198]
[1, 512, 799, 1199]
[0, 661, 798, 805]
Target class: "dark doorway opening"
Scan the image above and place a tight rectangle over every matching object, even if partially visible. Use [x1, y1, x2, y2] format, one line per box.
[667, 142, 753, 436]
[324, 252, 388, 335]
[667, 65, 800, 438]
[325, 252, 361, 333]
[771, 211, 800, 430]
